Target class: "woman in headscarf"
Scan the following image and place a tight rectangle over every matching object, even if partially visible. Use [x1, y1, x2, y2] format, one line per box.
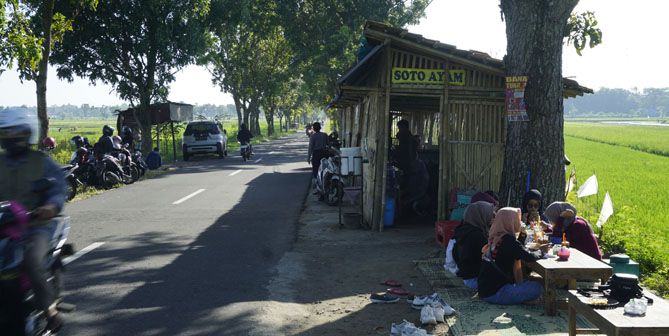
[544, 202, 602, 260]
[452, 201, 496, 289]
[478, 207, 544, 305]
[521, 189, 550, 223]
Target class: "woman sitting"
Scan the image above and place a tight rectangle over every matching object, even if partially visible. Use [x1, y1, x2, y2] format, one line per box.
[453, 201, 495, 289]
[521, 189, 550, 229]
[544, 202, 602, 260]
[478, 207, 544, 305]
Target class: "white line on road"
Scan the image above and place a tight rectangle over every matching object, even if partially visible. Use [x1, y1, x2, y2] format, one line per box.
[268, 151, 277, 155]
[63, 242, 105, 265]
[229, 169, 243, 176]
[172, 188, 206, 205]
[254, 158, 263, 163]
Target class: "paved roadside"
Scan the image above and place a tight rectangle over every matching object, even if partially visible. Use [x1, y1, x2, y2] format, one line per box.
[263, 189, 450, 335]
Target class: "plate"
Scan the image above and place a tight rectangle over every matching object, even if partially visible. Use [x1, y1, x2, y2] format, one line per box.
[587, 296, 619, 309]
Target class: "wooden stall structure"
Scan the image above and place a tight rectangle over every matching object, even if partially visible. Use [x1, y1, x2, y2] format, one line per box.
[330, 21, 591, 231]
[116, 102, 193, 160]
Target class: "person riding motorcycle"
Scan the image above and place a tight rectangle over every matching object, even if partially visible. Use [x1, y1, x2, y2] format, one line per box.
[0, 108, 66, 332]
[97, 124, 116, 155]
[237, 123, 253, 154]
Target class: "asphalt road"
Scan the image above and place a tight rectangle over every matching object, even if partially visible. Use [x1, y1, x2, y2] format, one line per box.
[60, 133, 311, 335]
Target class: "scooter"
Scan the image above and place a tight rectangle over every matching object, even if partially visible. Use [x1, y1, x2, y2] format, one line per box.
[61, 164, 80, 202]
[0, 178, 75, 335]
[240, 142, 252, 162]
[314, 147, 344, 206]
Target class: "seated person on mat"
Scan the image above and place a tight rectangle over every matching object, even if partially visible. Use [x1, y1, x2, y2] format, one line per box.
[478, 207, 545, 305]
[453, 201, 495, 289]
[544, 202, 602, 260]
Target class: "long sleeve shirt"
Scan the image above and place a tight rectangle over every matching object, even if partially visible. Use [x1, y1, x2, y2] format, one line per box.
[308, 132, 329, 160]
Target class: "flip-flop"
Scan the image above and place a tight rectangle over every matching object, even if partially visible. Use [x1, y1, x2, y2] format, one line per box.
[387, 287, 411, 296]
[381, 279, 402, 287]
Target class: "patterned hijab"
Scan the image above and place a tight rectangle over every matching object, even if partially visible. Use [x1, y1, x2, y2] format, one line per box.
[463, 201, 495, 239]
[544, 202, 577, 230]
[488, 207, 522, 246]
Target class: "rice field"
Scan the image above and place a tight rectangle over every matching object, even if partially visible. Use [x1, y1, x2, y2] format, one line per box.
[564, 122, 669, 296]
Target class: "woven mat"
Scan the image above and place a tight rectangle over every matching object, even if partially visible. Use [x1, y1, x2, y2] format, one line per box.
[415, 257, 603, 336]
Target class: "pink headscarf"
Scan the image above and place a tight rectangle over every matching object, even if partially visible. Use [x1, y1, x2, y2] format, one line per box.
[488, 207, 522, 246]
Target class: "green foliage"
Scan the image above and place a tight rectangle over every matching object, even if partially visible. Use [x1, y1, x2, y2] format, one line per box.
[565, 87, 669, 118]
[565, 11, 602, 56]
[565, 125, 669, 297]
[0, 0, 42, 75]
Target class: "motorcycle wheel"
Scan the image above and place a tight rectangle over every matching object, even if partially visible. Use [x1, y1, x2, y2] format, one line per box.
[325, 179, 344, 206]
[130, 165, 140, 182]
[102, 171, 119, 189]
[65, 176, 77, 201]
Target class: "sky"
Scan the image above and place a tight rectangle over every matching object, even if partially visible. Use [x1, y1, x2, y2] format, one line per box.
[0, 0, 667, 107]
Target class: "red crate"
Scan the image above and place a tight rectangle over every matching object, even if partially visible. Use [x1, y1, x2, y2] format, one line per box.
[435, 220, 461, 248]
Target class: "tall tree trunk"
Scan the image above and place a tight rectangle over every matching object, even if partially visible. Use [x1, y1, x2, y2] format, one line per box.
[499, 0, 578, 206]
[139, 92, 153, 155]
[233, 93, 243, 128]
[35, 0, 55, 147]
[265, 106, 275, 136]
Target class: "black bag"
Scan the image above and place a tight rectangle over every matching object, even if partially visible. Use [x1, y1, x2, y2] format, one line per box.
[600, 273, 643, 304]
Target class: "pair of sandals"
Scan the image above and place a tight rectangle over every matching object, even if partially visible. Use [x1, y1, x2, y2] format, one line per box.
[382, 279, 411, 296]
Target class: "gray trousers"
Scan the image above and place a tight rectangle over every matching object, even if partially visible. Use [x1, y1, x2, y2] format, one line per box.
[23, 233, 54, 312]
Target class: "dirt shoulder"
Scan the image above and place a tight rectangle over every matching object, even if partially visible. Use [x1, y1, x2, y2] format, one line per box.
[261, 193, 449, 336]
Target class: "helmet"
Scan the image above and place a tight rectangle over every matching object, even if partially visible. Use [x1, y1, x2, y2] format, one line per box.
[0, 108, 38, 156]
[70, 135, 84, 148]
[0, 108, 39, 145]
[112, 135, 122, 149]
[102, 124, 115, 136]
[122, 126, 133, 136]
[42, 136, 56, 150]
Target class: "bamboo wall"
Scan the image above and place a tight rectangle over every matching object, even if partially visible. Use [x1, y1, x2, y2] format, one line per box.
[337, 46, 507, 229]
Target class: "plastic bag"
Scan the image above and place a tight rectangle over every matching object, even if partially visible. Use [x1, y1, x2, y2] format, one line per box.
[444, 239, 459, 274]
[420, 305, 437, 325]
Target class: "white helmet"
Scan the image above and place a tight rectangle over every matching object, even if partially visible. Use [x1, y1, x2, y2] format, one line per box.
[0, 108, 39, 145]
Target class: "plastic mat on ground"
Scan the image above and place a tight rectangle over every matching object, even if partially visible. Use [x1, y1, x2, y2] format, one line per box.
[415, 257, 604, 336]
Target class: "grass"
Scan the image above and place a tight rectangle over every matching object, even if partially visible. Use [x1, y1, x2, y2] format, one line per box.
[565, 122, 669, 157]
[48, 118, 295, 164]
[564, 124, 669, 297]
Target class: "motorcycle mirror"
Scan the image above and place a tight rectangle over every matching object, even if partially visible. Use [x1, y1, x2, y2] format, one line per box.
[32, 177, 55, 193]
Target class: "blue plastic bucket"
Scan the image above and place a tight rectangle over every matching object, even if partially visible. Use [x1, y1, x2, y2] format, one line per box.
[384, 197, 396, 227]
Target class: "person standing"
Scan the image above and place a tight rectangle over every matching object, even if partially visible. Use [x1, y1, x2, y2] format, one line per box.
[307, 122, 329, 179]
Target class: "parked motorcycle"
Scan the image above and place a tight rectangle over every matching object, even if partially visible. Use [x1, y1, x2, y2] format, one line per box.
[131, 150, 148, 177]
[0, 178, 74, 335]
[61, 163, 80, 201]
[314, 147, 344, 205]
[240, 142, 252, 162]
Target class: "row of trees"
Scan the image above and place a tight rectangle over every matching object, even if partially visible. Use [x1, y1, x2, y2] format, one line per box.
[566, 87, 669, 118]
[1, 0, 429, 155]
[2, 0, 603, 207]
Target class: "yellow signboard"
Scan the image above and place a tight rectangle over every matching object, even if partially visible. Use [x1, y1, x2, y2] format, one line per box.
[391, 67, 466, 86]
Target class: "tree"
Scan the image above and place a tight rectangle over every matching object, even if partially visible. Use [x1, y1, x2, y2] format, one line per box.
[52, 0, 209, 154]
[498, 1, 601, 206]
[1, 0, 97, 145]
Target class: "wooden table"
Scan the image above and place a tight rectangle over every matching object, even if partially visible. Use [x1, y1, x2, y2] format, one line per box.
[567, 290, 669, 336]
[527, 248, 613, 316]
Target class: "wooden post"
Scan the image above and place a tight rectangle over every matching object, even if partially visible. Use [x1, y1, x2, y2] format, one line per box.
[171, 121, 177, 162]
[438, 61, 451, 221]
[378, 40, 392, 232]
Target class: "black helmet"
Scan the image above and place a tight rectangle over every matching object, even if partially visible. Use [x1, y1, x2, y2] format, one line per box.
[103, 124, 115, 136]
[122, 126, 133, 136]
[70, 135, 84, 148]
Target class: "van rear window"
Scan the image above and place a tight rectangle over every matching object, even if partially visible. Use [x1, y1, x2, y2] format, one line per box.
[184, 123, 220, 136]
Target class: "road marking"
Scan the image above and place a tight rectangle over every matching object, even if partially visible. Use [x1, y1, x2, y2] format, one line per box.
[229, 169, 242, 176]
[268, 151, 277, 155]
[63, 242, 105, 265]
[254, 158, 263, 163]
[172, 189, 206, 204]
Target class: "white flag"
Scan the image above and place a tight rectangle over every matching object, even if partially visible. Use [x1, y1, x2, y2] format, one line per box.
[577, 175, 598, 198]
[596, 192, 614, 228]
